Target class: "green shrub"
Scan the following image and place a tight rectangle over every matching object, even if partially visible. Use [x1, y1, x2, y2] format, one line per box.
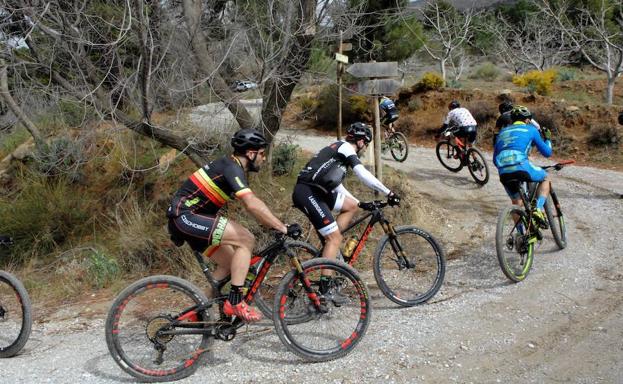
[512, 69, 558, 96]
[58, 100, 92, 128]
[34, 136, 86, 182]
[0, 127, 30, 159]
[315, 84, 369, 126]
[470, 62, 501, 81]
[297, 96, 317, 120]
[0, 173, 91, 263]
[556, 67, 576, 82]
[587, 125, 620, 147]
[412, 72, 445, 92]
[272, 141, 299, 176]
[407, 98, 421, 112]
[446, 79, 463, 89]
[86, 248, 120, 288]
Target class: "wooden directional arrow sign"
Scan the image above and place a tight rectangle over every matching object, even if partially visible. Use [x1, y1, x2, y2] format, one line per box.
[358, 79, 402, 95]
[346, 62, 398, 78]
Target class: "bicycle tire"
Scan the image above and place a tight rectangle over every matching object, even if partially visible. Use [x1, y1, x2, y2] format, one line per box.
[373, 225, 445, 306]
[495, 206, 535, 282]
[466, 147, 489, 185]
[545, 189, 567, 249]
[273, 258, 370, 362]
[255, 241, 319, 319]
[0, 271, 32, 358]
[435, 141, 463, 172]
[105, 275, 212, 382]
[389, 132, 409, 162]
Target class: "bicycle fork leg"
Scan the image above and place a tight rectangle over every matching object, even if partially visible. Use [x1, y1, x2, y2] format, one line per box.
[382, 223, 414, 269]
[289, 257, 324, 311]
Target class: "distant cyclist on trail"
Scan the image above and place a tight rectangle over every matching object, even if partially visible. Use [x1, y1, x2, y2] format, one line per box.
[379, 96, 400, 126]
[493, 105, 553, 227]
[292, 122, 400, 300]
[166, 128, 300, 322]
[437, 100, 478, 145]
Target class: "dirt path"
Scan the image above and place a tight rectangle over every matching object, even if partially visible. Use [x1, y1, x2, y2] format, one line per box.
[2, 129, 622, 383]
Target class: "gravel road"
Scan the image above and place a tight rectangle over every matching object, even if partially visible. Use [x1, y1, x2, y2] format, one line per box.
[2, 129, 622, 384]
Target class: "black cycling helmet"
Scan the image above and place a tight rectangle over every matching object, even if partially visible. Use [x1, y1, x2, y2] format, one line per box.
[499, 101, 513, 114]
[510, 105, 532, 122]
[448, 100, 460, 110]
[346, 122, 372, 144]
[231, 128, 268, 153]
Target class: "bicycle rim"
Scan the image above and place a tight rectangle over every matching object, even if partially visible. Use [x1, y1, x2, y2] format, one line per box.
[495, 206, 534, 282]
[273, 259, 370, 362]
[0, 271, 32, 358]
[545, 193, 567, 249]
[105, 275, 211, 382]
[373, 226, 445, 306]
[255, 241, 319, 320]
[389, 132, 409, 162]
[435, 141, 463, 172]
[466, 148, 489, 185]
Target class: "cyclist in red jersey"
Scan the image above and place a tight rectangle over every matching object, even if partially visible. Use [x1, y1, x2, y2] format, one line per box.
[167, 129, 300, 322]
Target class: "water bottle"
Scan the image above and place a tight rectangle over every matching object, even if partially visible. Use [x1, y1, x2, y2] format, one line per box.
[342, 236, 359, 258]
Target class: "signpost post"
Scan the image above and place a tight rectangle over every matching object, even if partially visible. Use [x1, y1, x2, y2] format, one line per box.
[346, 61, 400, 184]
[335, 32, 351, 140]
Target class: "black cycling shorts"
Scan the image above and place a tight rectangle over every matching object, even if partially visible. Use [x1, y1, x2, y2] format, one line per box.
[456, 125, 477, 144]
[168, 212, 228, 253]
[292, 183, 342, 237]
[499, 171, 532, 199]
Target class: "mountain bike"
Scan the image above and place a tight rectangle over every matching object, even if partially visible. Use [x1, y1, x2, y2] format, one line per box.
[105, 231, 370, 382]
[495, 160, 574, 282]
[0, 235, 33, 358]
[381, 122, 409, 162]
[435, 126, 489, 185]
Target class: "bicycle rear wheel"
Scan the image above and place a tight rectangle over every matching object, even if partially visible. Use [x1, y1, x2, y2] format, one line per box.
[388, 132, 409, 162]
[466, 148, 489, 185]
[544, 190, 567, 249]
[0, 271, 32, 358]
[273, 258, 370, 362]
[435, 141, 463, 172]
[495, 206, 535, 282]
[373, 226, 445, 306]
[254, 241, 319, 319]
[105, 275, 212, 382]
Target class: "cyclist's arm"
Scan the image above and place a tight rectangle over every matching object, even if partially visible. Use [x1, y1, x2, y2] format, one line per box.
[531, 126, 552, 158]
[240, 194, 287, 233]
[352, 164, 391, 195]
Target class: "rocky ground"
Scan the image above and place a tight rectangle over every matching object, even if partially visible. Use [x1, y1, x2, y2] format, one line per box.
[2, 129, 622, 384]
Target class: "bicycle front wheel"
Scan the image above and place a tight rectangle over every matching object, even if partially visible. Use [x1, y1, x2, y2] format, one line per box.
[373, 226, 445, 306]
[435, 141, 463, 172]
[389, 132, 409, 162]
[255, 241, 319, 319]
[105, 275, 212, 382]
[495, 206, 535, 282]
[466, 147, 489, 185]
[0, 271, 32, 358]
[273, 258, 370, 362]
[544, 189, 567, 249]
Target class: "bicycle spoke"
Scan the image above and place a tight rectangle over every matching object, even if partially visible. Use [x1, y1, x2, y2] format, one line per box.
[496, 207, 534, 282]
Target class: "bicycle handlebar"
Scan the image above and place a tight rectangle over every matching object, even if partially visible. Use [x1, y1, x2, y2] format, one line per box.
[358, 200, 389, 212]
[540, 160, 575, 171]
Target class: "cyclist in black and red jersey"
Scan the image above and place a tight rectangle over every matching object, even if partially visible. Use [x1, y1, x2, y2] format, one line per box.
[292, 122, 400, 299]
[167, 128, 300, 322]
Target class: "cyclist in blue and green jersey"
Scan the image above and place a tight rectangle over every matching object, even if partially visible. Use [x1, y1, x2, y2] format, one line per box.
[493, 105, 553, 227]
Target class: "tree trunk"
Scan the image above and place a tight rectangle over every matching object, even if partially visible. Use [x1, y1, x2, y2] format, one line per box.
[606, 75, 616, 105]
[440, 59, 447, 82]
[0, 58, 47, 152]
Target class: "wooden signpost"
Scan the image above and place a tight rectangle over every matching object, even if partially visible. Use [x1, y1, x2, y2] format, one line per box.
[345, 61, 400, 184]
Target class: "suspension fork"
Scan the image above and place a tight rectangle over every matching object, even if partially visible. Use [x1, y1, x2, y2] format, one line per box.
[289, 255, 323, 309]
[380, 220, 412, 268]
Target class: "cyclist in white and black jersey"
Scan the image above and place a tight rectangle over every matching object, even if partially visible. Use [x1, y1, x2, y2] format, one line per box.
[436, 100, 478, 144]
[293, 122, 400, 273]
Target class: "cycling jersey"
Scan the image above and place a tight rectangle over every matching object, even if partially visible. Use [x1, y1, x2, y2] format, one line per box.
[494, 122, 552, 198]
[294, 141, 390, 236]
[167, 156, 254, 252]
[380, 97, 399, 124]
[168, 156, 253, 217]
[444, 107, 477, 128]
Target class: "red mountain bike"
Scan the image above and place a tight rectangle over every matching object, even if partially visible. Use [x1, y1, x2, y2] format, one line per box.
[436, 125, 490, 185]
[105, 231, 370, 382]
